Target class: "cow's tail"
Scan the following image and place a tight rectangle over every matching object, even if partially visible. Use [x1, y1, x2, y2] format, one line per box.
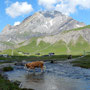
[24, 64, 27, 69]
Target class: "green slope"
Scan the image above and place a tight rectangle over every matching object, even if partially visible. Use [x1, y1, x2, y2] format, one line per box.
[1, 36, 90, 56]
[1, 25, 90, 56]
[63, 25, 90, 33]
[68, 36, 90, 55]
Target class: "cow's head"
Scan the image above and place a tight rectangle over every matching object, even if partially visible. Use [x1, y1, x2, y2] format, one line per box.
[24, 63, 30, 69]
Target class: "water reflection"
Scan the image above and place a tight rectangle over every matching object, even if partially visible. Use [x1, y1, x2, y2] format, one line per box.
[25, 73, 45, 83]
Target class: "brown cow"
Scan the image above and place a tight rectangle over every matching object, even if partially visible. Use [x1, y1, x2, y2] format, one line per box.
[25, 61, 45, 72]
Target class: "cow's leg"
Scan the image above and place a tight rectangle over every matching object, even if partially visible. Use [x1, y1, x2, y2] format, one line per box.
[43, 65, 46, 72]
[41, 66, 43, 73]
[27, 68, 30, 74]
[33, 68, 35, 73]
[26, 70, 29, 74]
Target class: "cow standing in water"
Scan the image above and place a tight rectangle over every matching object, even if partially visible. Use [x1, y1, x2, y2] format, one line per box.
[25, 61, 45, 73]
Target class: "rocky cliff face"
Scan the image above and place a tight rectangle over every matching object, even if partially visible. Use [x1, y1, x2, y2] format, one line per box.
[0, 11, 86, 50]
[37, 28, 90, 45]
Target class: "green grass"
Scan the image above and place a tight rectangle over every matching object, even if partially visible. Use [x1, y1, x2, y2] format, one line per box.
[14, 40, 67, 55]
[0, 74, 34, 90]
[0, 55, 80, 63]
[63, 25, 90, 33]
[0, 49, 12, 55]
[71, 55, 90, 68]
[0, 74, 20, 90]
[68, 36, 90, 55]
[18, 41, 25, 45]
[38, 40, 67, 55]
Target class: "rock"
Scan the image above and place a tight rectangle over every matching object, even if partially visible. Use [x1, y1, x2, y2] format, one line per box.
[2, 66, 13, 72]
[50, 60, 54, 63]
[13, 80, 21, 86]
[2, 74, 8, 80]
[68, 55, 72, 59]
[14, 62, 25, 66]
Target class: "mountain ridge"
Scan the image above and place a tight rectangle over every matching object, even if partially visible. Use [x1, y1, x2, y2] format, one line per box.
[0, 25, 90, 55]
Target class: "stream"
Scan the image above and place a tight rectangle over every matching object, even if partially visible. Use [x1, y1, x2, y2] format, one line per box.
[5, 62, 90, 90]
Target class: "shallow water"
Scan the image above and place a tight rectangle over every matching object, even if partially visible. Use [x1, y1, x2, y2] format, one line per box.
[5, 62, 90, 90]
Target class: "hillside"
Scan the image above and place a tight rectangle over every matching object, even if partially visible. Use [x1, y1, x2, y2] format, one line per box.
[1, 25, 90, 55]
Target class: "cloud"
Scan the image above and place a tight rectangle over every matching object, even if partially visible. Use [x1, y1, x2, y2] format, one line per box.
[38, 0, 58, 9]
[6, 2, 33, 18]
[14, 21, 20, 26]
[55, 0, 90, 15]
[38, 0, 90, 15]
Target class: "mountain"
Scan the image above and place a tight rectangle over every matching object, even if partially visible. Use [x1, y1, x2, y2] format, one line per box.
[1, 25, 90, 55]
[0, 10, 87, 52]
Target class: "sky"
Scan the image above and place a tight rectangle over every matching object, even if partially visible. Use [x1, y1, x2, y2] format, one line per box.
[0, 0, 90, 32]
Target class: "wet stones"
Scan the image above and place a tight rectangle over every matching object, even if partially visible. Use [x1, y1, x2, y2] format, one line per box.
[2, 66, 13, 72]
[14, 62, 25, 66]
[13, 80, 21, 86]
[14, 60, 27, 66]
[50, 60, 54, 63]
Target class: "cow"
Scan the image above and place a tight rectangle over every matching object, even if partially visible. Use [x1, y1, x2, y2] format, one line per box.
[25, 61, 46, 73]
